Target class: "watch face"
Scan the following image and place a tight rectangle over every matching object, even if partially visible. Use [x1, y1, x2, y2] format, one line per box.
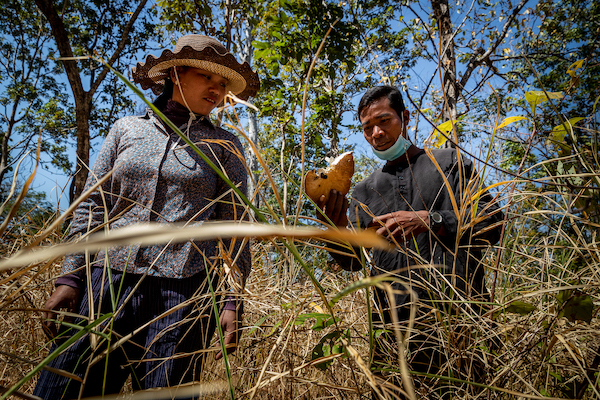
[432, 212, 442, 224]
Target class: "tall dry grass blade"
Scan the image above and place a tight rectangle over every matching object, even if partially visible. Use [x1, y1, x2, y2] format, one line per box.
[82, 381, 229, 399]
[555, 333, 600, 399]
[0, 222, 391, 271]
[221, 103, 285, 224]
[247, 315, 294, 400]
[0, 386, 41, 400]
[382, 283, 416, 400]
[0, 350, 82, 382]
[0, 149, 31, 216]
[342, 339, 385, 398]
[0, 134, 41, 237]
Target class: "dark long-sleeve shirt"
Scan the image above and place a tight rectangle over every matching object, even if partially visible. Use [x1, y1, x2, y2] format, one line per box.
[334, 148, 503, 299]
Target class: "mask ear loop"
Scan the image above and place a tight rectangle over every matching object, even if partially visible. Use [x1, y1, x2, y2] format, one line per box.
[172, 67, 196, 139]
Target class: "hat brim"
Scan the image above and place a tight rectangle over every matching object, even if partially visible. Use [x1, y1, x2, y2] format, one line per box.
[132, 45, 260, 101]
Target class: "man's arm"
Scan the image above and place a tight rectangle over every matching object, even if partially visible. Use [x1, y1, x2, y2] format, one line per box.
[316, 190, 363, 271]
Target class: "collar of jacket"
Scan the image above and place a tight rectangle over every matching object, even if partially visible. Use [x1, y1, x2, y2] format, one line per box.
[382, 148, 425, 173]
[143, 108, 215, 136]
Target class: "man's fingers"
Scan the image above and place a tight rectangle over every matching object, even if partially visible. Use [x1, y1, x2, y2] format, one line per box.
[316, 194, 329, 222]
[316, 190, 348, 227]
[325, 190, 339, 213]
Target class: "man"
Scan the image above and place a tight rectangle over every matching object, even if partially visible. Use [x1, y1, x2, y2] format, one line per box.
[317, 86, 503, 388]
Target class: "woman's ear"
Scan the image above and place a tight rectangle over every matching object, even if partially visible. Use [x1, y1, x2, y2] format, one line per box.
[170, 67, 179, 86]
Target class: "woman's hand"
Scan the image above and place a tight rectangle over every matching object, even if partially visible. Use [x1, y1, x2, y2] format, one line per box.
[215, 309, 239, 360]
[370, 210, 430, 241]
[41, 285, 81, 340]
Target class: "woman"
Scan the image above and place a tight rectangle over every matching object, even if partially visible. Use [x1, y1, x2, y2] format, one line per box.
[34, 35, 259, 398]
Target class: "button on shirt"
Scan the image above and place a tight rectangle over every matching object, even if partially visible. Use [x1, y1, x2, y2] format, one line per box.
[61, 110, 250, 282]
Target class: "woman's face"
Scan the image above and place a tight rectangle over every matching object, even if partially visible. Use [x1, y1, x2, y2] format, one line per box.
[170, 67, 228, 115]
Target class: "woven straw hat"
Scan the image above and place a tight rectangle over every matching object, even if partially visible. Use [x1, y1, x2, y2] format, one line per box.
[132, 35, 260, 100]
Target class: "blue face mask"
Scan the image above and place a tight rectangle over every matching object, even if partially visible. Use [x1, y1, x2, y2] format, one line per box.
[372, 135, 411, 161]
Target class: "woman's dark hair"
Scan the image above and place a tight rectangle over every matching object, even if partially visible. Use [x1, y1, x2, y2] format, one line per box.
[152, 78, 174, 111]
[152, 66, 189, 111]
[357, 86, 406, 120]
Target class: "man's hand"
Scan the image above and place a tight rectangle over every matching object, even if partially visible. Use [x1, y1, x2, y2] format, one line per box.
[41, 285, 81, 340]
[316, 189, 348, 228]
[370, 210, 430, 241]
[215, 309, 239, 360]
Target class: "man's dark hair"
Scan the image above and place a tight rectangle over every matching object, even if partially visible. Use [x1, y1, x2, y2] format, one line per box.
[357, 86, 406, 121]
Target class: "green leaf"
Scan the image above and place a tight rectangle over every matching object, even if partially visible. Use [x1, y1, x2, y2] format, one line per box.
[496, 116, 528, 130]
[253, 40, 268, 50]
[506, 300, 537, 315]
[593, 94, 600, 115]
[294, 313, 339, 331]
[550, 117, 585, 141]
[549, 371, 563, 381]
[493, 300, 537, 318]
[525, 90, 563, 115]
[246, 312, 276, 336]
[267, 320, 283, 337]
[294, 312, 330, 325]
[548, 117, 586, 155]
[557, 290, 594, 323]
[311, 330, 345, 370]
[427, 119, 456, 148]
[566, 59, 585, 77]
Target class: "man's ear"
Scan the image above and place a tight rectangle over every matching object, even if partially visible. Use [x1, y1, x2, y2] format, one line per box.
[401, 109, 410, 124]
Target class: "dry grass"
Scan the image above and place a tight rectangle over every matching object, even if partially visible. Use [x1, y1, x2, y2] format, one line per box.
[1, 77, 598, 399]
[2, 220, 597, 399]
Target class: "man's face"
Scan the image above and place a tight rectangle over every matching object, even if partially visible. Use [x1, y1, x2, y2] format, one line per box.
[360, 98, 407, 151]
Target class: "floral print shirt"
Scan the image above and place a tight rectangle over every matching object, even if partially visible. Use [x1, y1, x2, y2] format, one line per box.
[59, 107, 250, 288]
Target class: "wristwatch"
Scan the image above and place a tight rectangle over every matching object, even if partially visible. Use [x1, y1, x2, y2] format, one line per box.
[430, 211, 443, 231]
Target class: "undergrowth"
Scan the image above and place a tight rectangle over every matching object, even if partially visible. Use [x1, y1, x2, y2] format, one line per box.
[0, 61, 598, 399]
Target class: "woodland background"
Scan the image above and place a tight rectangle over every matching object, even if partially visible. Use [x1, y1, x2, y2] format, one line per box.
[0, 0, 599, 399]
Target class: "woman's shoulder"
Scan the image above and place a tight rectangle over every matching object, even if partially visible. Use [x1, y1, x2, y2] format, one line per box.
[213, 124, 241, 141]
[107, 114, 160, 139]
[112, 114, 154, 129]
[192, 121, 244, 148]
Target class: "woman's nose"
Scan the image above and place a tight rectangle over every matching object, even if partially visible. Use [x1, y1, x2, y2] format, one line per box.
[207, 81, 218, 92]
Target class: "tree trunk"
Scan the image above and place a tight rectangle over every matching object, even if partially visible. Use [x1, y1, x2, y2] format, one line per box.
[36, 0, 148, 203]
[0, 127, 11, 194]
[240, 22, 260, 210]
[69, 101, 92, 202]
[432, 0, 458, 147]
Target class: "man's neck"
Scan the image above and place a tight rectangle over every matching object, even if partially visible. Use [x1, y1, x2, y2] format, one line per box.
[386, 145, 423, 166]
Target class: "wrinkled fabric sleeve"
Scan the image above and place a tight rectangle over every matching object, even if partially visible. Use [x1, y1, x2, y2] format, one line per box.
[327, 188, 371, 272]
[55, 121, 122, 290]
[214, 134, 251, 313]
